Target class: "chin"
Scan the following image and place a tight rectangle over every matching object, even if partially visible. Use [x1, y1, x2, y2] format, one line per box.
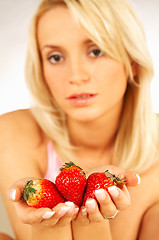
[67, 108, 101, 123]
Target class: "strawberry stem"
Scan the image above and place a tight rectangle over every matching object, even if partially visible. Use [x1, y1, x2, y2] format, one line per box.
[60, 161, 86, 176]
[105, 170, 126, 185]
[21, 180, 36, 201]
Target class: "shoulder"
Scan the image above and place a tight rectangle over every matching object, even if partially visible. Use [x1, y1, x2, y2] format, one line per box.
[138, 161, 159, 211]
[0, 109, 48, 180]
[0, 109, 41, 137]
[139, 203, 159, 239]
[0, 109, 46, 147]
[145, 203, 159, 219]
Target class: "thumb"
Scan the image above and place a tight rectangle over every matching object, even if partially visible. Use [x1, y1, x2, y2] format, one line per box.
[8, 177, 36, 202]
[9, 187, 22, 202]
[124, 171, 141, 187]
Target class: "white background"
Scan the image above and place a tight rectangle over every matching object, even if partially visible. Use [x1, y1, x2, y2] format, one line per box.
[0, 0, 159, 115]
[0, 0, 159, 238]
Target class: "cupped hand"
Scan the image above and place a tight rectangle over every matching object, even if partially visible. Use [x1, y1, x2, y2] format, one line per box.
[74, 165, 140, 225]
[9, 178, 79, 230]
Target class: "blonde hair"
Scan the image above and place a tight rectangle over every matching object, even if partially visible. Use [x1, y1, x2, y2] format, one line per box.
[25, 0, 159, 173]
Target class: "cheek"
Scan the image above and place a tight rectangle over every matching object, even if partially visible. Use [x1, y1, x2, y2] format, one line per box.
[111, 69, 127, 96]
[43, 66, 65, 96]
[43, 66, 69, 112]
[103, 63, 127, 93]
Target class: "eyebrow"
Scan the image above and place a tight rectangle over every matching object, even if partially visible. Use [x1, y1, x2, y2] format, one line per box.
[83, 39, 94, 45]
[42, 44, 61, 51]
[41, 39, 94, 51]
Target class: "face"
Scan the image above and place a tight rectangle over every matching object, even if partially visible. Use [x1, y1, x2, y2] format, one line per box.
[37, 5, 128, 123]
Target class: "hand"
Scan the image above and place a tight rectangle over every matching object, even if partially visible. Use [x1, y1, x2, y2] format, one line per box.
[74, 166, 140, 225]
[86, 165, 140, 187]
[9, 178, 79, 230]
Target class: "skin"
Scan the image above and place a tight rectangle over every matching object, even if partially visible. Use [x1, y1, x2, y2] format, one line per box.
[0, 5, 159, 240]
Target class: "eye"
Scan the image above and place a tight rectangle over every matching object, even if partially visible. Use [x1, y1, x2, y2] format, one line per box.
[89, 48, 104, 58]
[47, 54, 64, 64]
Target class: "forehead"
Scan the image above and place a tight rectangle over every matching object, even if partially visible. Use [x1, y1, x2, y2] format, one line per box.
[37, 5, 88, 48]
[38, 5, 73, 30]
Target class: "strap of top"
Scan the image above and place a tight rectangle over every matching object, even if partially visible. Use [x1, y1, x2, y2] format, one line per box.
[44, 141, 62, 183]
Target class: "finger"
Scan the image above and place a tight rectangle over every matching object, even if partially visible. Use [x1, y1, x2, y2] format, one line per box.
[110, 170, 140, 187]
[16, 203, 55, 224]
[9, 177, 36, 201]
[74, 206, 89, 225]
[72, 206, 79, 221]
[10, 184, 56, 225]
[124, 172, 141, 187]
[95, 189, 117, 218]
[58, 201, 75, 225]
[85, 199, 103, 222]
[108, 185, 131, 210]
[40, 203, 71, 226]
[9, 187, 21, 202]
[87, 166, 141, 187]
[41, 202, 78, 228]
[106, 168, 141, 187]
[51, 202, 75, 226]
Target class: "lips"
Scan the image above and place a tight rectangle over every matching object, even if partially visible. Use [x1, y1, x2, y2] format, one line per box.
[68, 93, 95, 99]
[67, 93, 97, 106]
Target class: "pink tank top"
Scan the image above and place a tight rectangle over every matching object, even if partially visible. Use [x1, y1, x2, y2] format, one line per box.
[44, 141, 62, 183]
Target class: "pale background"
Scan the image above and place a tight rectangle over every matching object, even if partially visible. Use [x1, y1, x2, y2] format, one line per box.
[0, 0, 159, 238]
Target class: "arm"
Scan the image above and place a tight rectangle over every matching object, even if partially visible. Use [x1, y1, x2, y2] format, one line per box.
[72, 167, 139, 240]
[72, 217, 112, 240]
[9, 178, 76, 240]
[72, 187, 121, 240]
[138, 203, 159, 240]
[0, 111, 75, 240]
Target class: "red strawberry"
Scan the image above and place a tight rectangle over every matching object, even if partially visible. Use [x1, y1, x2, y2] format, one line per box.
[55, 162, 87, 206]
[21, 179, 65, 208]
[82, 170, 125, 205]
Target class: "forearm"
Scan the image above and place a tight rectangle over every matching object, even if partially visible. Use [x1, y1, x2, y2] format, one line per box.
[31, 225, 72, 240]
[72, 220, 112, 240]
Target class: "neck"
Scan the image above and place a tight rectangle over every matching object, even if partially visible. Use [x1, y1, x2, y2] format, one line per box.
[68, 115, 118, 150]
[67, 102, 122, 169]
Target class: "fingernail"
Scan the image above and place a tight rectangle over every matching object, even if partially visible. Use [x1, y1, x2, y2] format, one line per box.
[95, 189, 106, 200]
[108, 186, 119, 198]
[136, 173, 141, 184]
[81, 207, 87, 216]
[65, 202, 74, 213]
[74, 207, 79, 214]
[65, 202, 74, 207]
[58, 206, 70, 215]
[10, 189, 16, 200]
[86, 199, 96, 210]
[42, 211, 55, 219]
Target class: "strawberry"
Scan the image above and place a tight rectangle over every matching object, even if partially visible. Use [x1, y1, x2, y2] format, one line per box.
[55, 162, 87, 206]
[82, 170, 125, 205]
[21, 179, 65, 208]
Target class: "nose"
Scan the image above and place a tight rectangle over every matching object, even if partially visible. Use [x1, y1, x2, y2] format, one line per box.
[68, 58, 90, 85]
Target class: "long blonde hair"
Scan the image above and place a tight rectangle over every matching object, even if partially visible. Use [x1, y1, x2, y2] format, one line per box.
[25, 0, 159, 172]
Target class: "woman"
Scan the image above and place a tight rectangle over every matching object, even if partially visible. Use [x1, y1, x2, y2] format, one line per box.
[0, 0, 159, 239]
